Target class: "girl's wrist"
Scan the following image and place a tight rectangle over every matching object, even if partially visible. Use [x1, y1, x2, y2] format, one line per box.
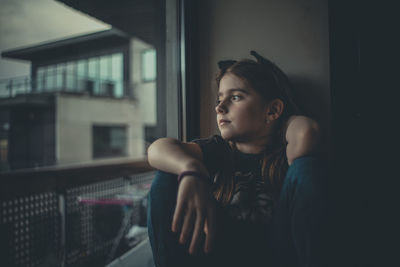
[177, 171, 210, 184]
[181, 160, 207, 174]
[179, 160, 210, 183]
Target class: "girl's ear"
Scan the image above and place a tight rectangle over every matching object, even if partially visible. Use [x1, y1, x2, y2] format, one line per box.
[266, 99, 284, 122]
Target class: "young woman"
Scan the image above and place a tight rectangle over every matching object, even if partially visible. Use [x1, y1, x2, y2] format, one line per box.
[147, 51, 327, 267]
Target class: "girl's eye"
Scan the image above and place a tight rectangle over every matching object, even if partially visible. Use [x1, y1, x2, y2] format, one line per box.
[231, 95, 241, 101]
[216, 95, 242, 105]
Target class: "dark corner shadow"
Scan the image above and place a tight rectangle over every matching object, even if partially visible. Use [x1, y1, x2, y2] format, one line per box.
[289, 74, 332, 160]
[289, 75, 330, 121]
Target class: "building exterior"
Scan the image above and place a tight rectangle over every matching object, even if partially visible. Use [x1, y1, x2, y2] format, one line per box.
[0, 28, 157, 171]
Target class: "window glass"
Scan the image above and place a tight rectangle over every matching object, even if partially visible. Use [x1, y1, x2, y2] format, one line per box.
[99, 55, 110, 79]
[100, 55, 111, 96]
[37, 67, 46, 92]
[46, 65, 55, 91]
[111, 53, 122, 80]
[88, 57, 99, 95]
[0, 0, 176, 266]
[65, 61, 76, 91]
[56, 63, 65, 89]
[112, 53, 123, 97]
[76, 59, 87, 91]
[92, 125, 127, 158]
[141, 49, 157, 82]
[0, 0, 167, 172]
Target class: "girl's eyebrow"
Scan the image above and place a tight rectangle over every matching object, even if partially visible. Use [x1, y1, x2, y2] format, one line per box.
[217, 88, 250, 97]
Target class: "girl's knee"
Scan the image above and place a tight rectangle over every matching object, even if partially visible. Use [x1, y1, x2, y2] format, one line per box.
[149, 171, 179, 198]
[285, 156, 325, 185]
[148, 171, 179, 217]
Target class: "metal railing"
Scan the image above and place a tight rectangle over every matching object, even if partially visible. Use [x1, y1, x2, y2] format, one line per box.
[0, 76, 31, 98]
[0, 160, 155, 267]
[0, 72, 126, 99]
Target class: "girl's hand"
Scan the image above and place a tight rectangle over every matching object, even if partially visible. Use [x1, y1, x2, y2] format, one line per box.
[171, 176, 216, 255]
[285, 115, 320, 165]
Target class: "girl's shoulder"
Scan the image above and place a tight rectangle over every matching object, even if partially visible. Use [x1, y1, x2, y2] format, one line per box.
[190, 134, 232, 157]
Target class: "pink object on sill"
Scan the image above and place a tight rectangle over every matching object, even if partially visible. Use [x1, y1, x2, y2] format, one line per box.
[78, 198, 134, 205]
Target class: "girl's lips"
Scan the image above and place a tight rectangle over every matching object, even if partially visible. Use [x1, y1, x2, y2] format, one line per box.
[219, 120, 231, 125]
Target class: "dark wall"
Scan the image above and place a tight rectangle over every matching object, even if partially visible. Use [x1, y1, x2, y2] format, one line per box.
[195, 0, 332, 159]
[329, 1, 396, 266]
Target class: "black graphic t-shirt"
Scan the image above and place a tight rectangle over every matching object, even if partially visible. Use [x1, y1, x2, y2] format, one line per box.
[192, 135, 278, 265]
[191, 135, 275, 226]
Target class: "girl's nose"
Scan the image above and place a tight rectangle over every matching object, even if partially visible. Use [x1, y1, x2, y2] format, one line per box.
[215, 101, 227, 114]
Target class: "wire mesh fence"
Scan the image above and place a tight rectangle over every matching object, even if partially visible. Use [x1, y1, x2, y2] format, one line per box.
[0, 171, 155, 267]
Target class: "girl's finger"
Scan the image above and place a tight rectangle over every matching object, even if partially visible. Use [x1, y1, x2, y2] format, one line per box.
[204, 207, 216, 254]
[203, 219, 208, 234]
[172, 196, 185, 233]
[189, 211, 205, 255]
[180, 209, 195, 244]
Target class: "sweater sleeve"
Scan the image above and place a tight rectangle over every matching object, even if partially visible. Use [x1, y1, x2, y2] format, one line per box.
[190, 135, 231, 178]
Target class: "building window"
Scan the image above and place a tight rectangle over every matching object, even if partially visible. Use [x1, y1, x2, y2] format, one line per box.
[92, 125, 127, 158]
[141, 49, 156, 82]
[111, 53, 123, 97]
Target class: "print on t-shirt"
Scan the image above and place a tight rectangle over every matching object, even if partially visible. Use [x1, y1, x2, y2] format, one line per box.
[227, 170, 274, 224]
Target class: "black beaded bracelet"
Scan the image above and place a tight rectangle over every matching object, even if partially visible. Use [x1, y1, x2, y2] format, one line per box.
[177, 171, 209, 184]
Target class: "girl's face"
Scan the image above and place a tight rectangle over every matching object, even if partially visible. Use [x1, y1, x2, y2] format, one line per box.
[216, 73, 269, 142]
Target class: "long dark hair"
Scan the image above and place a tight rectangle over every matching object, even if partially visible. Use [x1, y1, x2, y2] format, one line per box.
[213, 51, 303, 205]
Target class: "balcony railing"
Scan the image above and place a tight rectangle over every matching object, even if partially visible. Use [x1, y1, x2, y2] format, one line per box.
[0, 75, 31, 98]
[0, 160, 155, 267]
[0, 72, 127, 99]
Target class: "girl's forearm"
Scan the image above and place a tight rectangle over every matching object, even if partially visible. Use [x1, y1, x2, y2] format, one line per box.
[147, 137, 209, 176]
